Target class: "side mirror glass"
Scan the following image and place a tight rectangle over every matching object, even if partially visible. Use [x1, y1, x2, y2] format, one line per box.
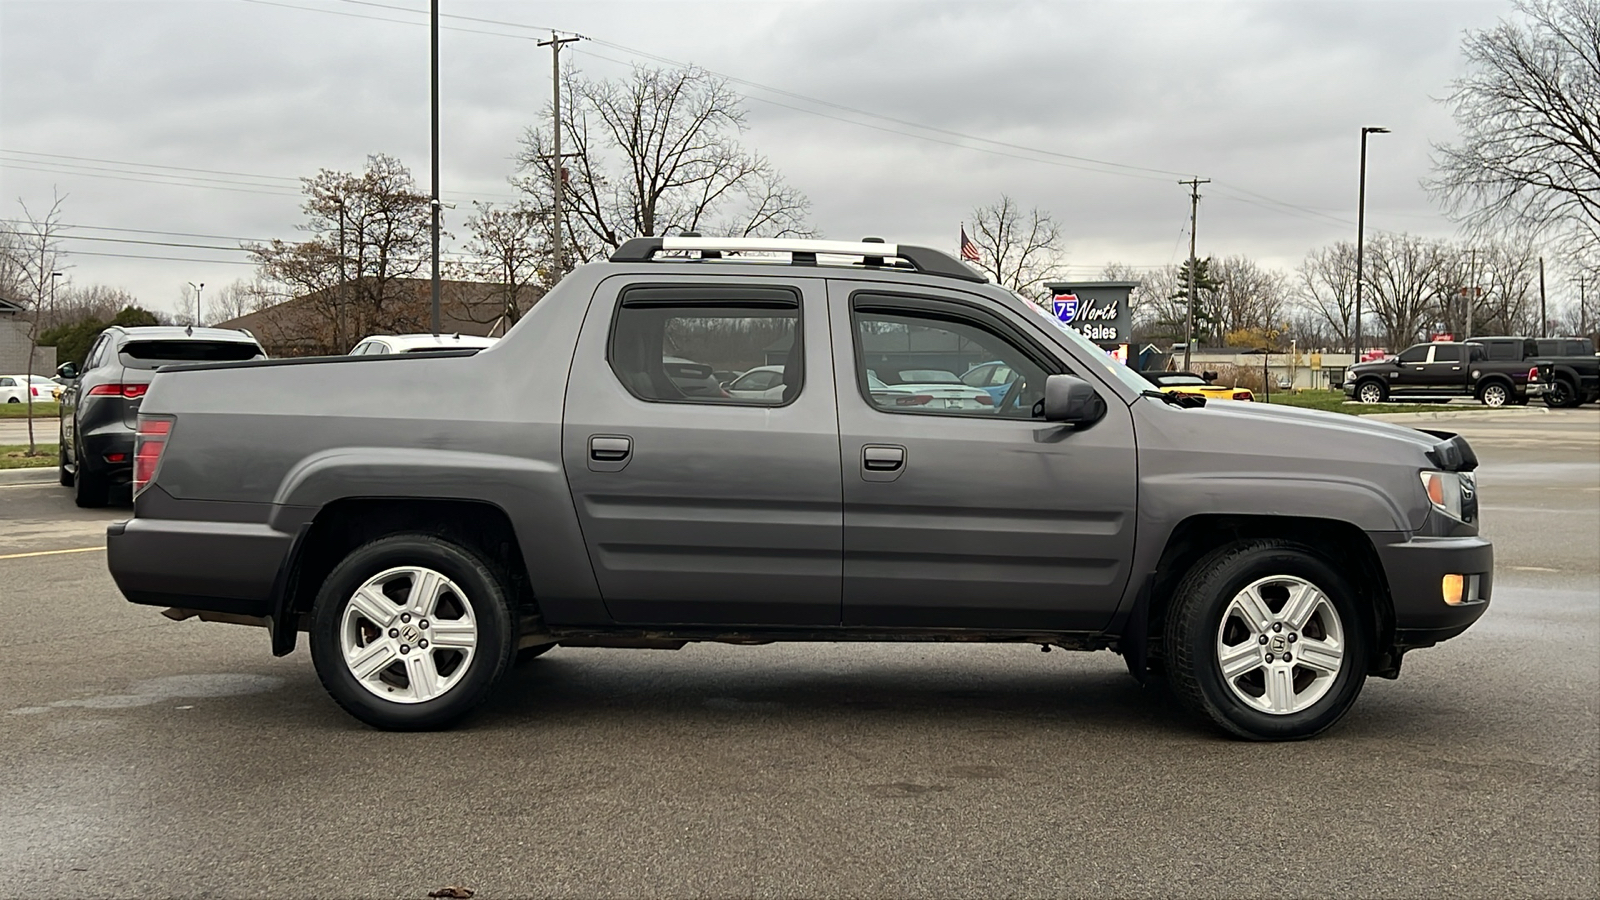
[1042, 374, 1106, 426]
[56, 362, 78, 380]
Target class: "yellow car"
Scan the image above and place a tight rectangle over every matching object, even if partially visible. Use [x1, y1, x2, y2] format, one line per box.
[1144, 371, 1254, 401]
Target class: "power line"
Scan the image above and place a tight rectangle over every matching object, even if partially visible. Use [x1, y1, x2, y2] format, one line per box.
[1, 148, 302, 184]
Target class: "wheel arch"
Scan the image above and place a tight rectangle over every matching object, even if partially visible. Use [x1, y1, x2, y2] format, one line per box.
[1131, 514, 1398, 680]
[270, 496, 541, 656]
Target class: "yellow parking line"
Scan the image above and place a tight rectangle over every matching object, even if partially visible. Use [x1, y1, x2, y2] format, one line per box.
[0, 546, 105, 560]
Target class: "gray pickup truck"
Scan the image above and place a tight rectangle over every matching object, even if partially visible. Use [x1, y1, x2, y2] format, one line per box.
[107, 237, 1492, 740]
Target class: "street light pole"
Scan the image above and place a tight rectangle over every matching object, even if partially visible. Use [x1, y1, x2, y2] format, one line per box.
[187, 281, 204, 326]
[429, 0, 441, 336]
[1353, 126, 1389, 361]
[1179, 177, 1210, 373]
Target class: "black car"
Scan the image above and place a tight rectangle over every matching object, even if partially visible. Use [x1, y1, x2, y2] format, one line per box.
[57, 326, 264, 506]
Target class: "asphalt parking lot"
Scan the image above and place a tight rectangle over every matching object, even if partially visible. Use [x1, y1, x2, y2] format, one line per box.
[1, 408, 1596, 899]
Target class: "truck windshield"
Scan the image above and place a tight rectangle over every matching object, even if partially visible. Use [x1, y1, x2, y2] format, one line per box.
[119, 341, 264, 369]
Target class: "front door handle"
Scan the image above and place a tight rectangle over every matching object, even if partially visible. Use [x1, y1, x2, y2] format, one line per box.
[861, 444, 907, 482]
[863, 445, 904, 470]
[590, 435, 632, 460]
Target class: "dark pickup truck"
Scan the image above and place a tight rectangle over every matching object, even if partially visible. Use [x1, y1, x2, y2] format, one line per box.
[107, 237, 1493, 741]
[1529, 338, 1600, 407]
[1342, 336, 1593, 407]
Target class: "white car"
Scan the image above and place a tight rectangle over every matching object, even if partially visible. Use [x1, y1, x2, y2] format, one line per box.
[866, 369, 995, 411]
[724, 364, 790, 402]
[0, 374, 63, 404]
[349, 333, 498, 355]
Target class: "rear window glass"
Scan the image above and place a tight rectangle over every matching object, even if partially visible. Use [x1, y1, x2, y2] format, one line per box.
[119, 340, 263, 369]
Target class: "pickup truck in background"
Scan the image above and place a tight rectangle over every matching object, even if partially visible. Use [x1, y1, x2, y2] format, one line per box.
[1528, 338, 1600, 408]
[105, 237, 1493, 741]
[1342, 336, 1594, 407]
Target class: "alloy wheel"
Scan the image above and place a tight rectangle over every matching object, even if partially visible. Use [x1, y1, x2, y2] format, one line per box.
[1482, 384, 1508, 407]
[339, 566, 479, 704]
[1215, 574, 1346, 715]
[1357, 382, 1384, 404]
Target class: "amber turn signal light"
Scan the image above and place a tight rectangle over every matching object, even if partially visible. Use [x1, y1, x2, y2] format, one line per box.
[1442, 574, 1465, 605]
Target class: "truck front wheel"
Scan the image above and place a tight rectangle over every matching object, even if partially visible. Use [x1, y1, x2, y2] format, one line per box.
[1164, 540, 1369, 740]
[1355, 380, 1387, 404]
[310, 534, 517, 730]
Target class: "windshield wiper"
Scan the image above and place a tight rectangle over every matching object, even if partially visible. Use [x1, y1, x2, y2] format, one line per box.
[1141, 389, 1207, 408]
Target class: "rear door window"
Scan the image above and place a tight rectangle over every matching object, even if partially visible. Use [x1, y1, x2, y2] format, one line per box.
[1432, 345, 1463, 363]
[118, 340, 264, 369]
[608, 285, 802, 406]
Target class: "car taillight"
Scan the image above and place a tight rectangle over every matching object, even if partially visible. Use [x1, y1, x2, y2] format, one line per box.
[87, 383, 149, 398]
[1527, 367, 1539, 382]
[1237, 391, 1254, 401]
[133, 416, 173, 494]
[895, 394, 934, 406]
[974, 394, 994, 406]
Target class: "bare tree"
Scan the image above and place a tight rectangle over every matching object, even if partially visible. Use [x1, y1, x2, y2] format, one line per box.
[1210, 255, 1288, 341]
[1124, 263, 1186, 341]
[1434, 241, 1542, 338]
[204, 278, 273, 325]
[247, 154, 433, 349]
[1364, 232, 1453, 349]
[42, 283, 136, 332]
[516, 64, 812, 271]
[1297, 243, 1359, 351]
[12, 192, 67, 454]
[967, 195, 1066, 299]
[1427, 0, 1600, 275]
[458, 200, 547, 331]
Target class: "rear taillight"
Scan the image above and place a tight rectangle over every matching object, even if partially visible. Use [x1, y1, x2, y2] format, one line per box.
[1238, 391, 1254, 401]
[1527, 367, 1540, 382]
[895, 394, 934, 407]
[133, 416, 172, 494]
[974, 394, 994, 406]
[87, 383, 149, 399]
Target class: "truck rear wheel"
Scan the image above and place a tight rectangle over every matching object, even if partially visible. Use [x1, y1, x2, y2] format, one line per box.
[310, 533, 516, 730]
[1478, 382, 1510, 408]
[1164, 540, 1369, 740]
[1355, 380, 1387, 404]
[1542, 378, 1579, 408]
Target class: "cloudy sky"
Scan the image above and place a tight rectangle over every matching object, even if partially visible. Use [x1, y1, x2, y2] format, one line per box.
[1, 0, 1510, 319]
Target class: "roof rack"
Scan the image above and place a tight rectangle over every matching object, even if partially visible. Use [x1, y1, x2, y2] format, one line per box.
[609, 236, 988, 284]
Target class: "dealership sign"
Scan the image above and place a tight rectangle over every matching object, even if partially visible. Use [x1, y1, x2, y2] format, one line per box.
[1047, 282, 1134, 345]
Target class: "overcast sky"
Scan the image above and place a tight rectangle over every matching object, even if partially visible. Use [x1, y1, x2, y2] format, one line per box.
[1, 0, 1511, 320]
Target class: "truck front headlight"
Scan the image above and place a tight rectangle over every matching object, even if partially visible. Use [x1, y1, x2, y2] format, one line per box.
[1421, 470, 1476, 522]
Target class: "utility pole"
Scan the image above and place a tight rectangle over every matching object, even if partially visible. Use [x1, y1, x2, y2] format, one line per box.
[429, 0, 441, 336]
[1179, 177, 1209, 373]
[1353, 126, 1389, 361]
[336, 197, 347, 350]
[1466, 247, 1477, 339]
[1538, 256, 1546, 338]
[539, 31, 581, 280]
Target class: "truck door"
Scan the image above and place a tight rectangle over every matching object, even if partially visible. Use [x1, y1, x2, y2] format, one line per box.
[829, 283, 1137, 632]
[1391, 344, 1431, 392]
[561, 277, 842, 627]
[1425, 344, 1466, 393]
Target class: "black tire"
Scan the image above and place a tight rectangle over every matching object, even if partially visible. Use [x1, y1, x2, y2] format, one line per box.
[310, 533, 517, 730]
[1477, 381, 1510, 408]
[58, 441, 73, 487]
[1542, 378, 1580, 409]
[72, 450, 108, 508]
[5, 397, 18, 404]
[1354, 379, 1387, 404]
[1164, 539, 1370, 741]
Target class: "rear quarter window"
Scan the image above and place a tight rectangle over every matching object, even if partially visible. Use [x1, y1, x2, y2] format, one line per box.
[118, 340, 265, 369]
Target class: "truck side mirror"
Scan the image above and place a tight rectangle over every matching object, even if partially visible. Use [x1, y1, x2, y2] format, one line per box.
[1042, 374, 1106, 426]
[56, 361, 78, 380]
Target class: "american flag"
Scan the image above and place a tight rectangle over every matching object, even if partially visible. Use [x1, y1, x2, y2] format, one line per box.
[959, 225, 980, 263]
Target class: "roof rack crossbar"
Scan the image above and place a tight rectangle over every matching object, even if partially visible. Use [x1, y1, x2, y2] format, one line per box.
[609, 237, 987, 284]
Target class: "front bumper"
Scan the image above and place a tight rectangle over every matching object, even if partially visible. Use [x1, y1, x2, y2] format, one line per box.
[107, 518, 293, 617]
[1376, 534, 1493, 647]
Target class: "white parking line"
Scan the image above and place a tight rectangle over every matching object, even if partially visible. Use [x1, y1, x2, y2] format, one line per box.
[0, 546, 104, 560]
